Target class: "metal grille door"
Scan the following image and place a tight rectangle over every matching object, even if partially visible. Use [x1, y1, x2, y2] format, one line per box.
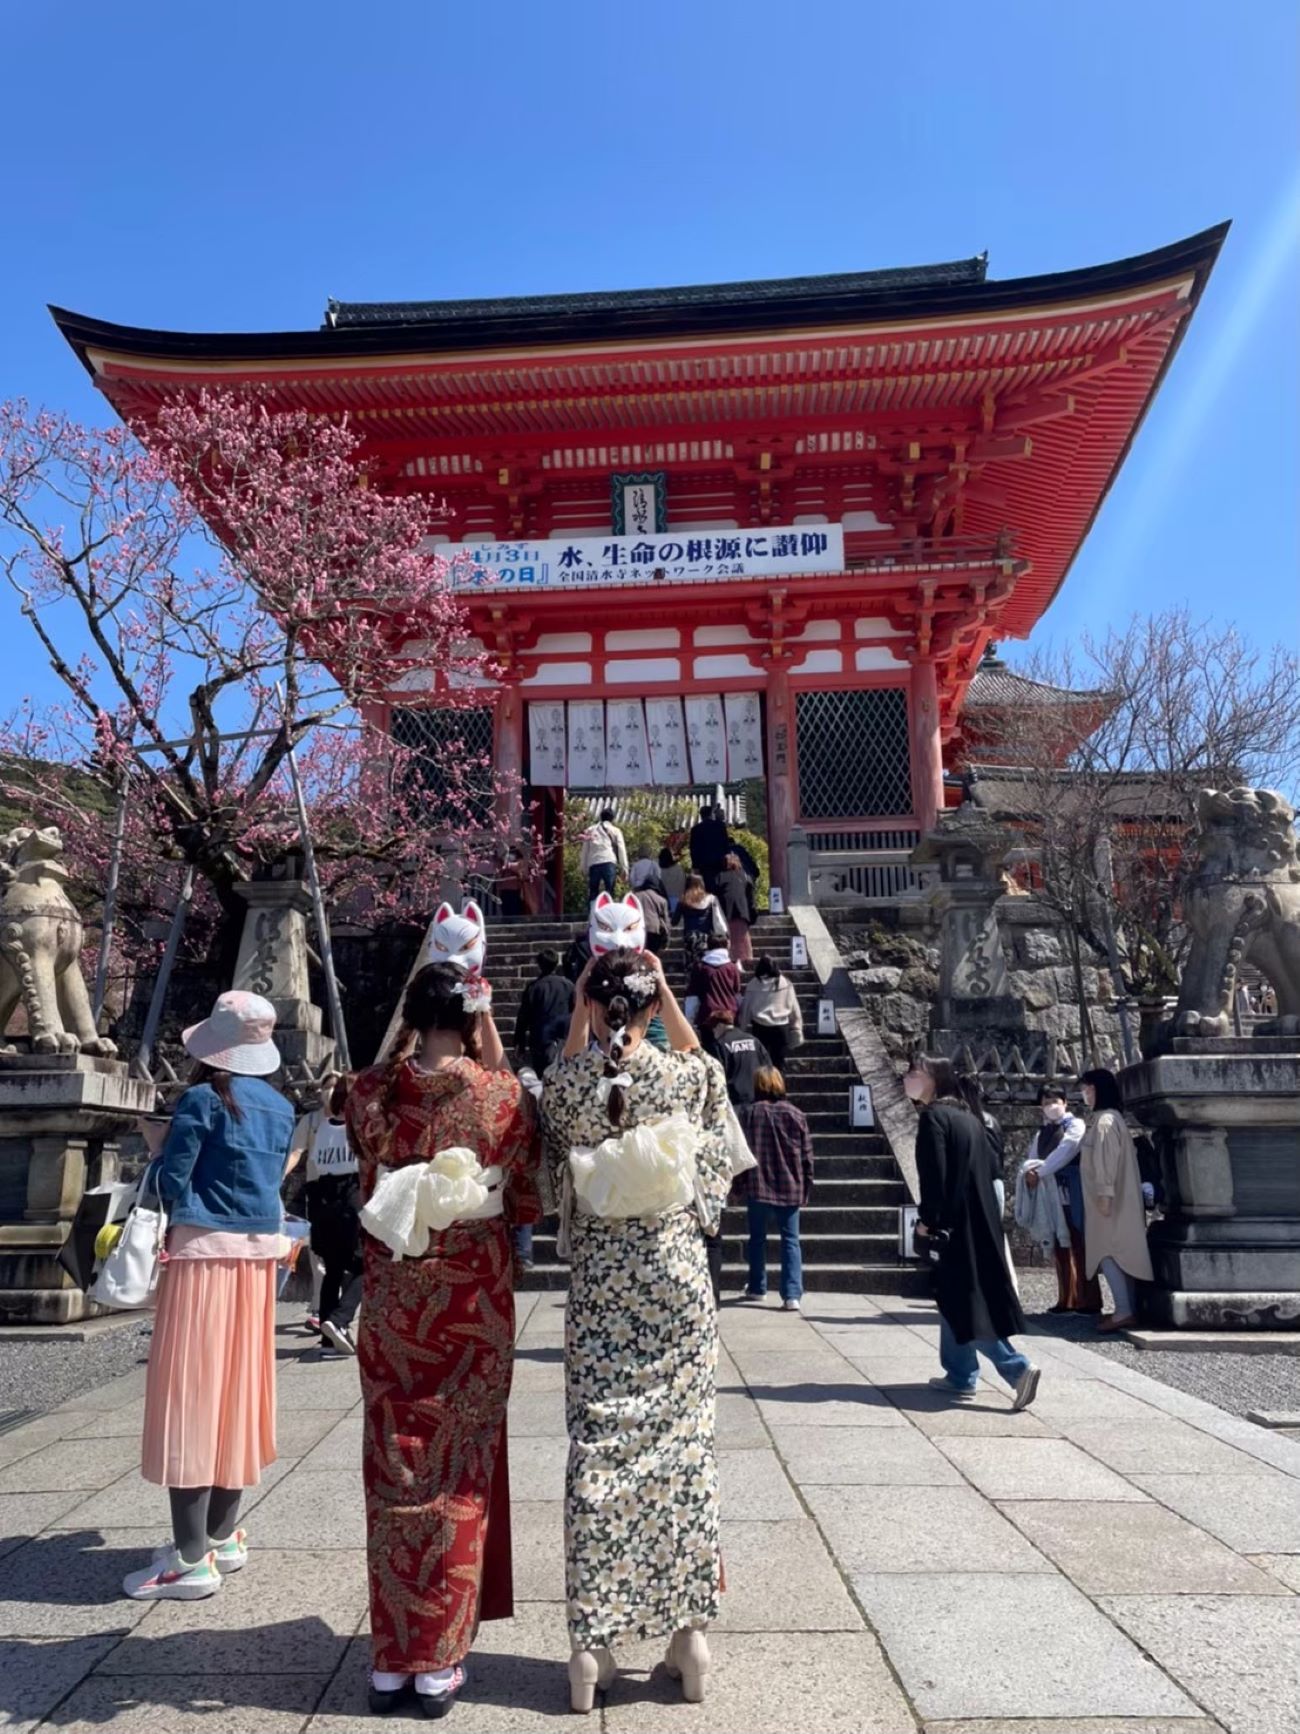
[391, 706, 494, 824]
[795, 688, 912, 819]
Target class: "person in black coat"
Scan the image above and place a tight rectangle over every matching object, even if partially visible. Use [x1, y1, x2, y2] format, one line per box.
[688, 804, 730, 894]
[514, 948, 577, 1076]
[906, 1054, 1040, 1412]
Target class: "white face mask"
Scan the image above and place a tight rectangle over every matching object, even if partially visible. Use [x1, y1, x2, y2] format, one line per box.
[1042, 1102, 1067, 1123]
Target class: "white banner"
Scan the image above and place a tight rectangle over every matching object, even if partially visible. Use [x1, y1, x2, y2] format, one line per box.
[567, 701, 607, 787]
[724, 691, 765, 781]
[528, 702, 567, 783]
[446, 523, 844, 592]
[605, 699, 651, 786]
[685, 695, 728, 784]
[645, 696, 690, 785]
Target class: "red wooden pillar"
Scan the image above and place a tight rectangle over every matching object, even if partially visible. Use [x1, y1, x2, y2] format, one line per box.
[764, 661, 796, 895]
[493, 681, 525, 829]
[908, 658, 945, 834]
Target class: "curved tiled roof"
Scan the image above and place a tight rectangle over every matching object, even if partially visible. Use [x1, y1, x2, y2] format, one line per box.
[324, 258, 988, 330]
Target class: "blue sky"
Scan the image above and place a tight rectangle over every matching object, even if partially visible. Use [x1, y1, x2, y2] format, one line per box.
[3, 0, 1296, 713]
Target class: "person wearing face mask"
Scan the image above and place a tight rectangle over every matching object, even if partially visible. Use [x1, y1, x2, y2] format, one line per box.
[906, 1053, 1039, 1412]
[1023, 1082, 1101, 1315]
[541, 949, 733, 1711]
[1078, 1068, 1152, 1332]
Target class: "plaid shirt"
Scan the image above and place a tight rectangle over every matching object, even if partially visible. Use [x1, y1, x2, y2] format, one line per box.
[737, 1099, 815, 1208]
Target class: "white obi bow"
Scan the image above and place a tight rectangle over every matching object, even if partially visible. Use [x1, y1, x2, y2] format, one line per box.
[360, 1148, 503, 1260]
[569, 1114, 700, 1222]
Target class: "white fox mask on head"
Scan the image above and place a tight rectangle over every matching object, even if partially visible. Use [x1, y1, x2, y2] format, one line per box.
[426, 901, 487, 975]
[589, 891, 646, 956]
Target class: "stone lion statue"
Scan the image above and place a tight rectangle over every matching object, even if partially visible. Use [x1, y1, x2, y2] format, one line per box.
[0, 825, 117, 1058]
[1172, 787, 1300, 1039]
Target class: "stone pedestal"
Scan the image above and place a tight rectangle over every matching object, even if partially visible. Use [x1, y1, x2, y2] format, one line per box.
[233, 874, 335, 1075]
[1123, 1041, 1300, 1329]
[913, 810, 1014, 1027]
[0, 1054, 155, 1323]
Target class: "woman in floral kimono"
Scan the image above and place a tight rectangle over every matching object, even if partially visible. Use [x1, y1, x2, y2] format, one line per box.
[346, 962, 541, 1719]
[541, 949, 733, 1712]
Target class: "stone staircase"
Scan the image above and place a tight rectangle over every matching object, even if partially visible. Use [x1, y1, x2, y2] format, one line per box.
[484, 913, 926, 1295]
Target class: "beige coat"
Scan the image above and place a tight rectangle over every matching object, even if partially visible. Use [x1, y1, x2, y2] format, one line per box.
[1081, 1110, 1153, 1281]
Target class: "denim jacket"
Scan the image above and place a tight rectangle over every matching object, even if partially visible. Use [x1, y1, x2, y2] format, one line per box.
[156, 1077, 295, 1234]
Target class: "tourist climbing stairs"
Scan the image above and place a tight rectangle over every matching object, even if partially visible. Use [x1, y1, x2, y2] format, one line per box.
[485, 913, 925, 1295]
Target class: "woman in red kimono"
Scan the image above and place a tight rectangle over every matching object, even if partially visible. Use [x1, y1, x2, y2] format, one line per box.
[346, 961, 541, 1718]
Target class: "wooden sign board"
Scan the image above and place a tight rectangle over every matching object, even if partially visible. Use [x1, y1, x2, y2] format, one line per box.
[768, 885, 785, 915]
[817, 999, 836, 1036]
[790, 935, 808, 968]
[851, 1084, 875, 1127]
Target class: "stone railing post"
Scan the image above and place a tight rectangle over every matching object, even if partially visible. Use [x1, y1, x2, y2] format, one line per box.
[787, 826, 811, 902]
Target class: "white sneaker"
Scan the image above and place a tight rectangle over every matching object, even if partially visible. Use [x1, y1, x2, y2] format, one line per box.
[1011, 1365, 1042, 1413]
[927, 1375, 978, 1402]
[320, 1319, 357, 1356]
[123, 1546, 222, 1601]
[210, 1527, 248, 1574]
[782, 1298, 801, 1312]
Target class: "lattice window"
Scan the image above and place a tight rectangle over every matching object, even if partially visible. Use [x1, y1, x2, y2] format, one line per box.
[391, 705, 494, 826]
[796, 688, 912, 819]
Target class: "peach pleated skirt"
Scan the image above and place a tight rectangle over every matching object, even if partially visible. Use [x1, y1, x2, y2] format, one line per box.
[141, 1257, 278, 1489]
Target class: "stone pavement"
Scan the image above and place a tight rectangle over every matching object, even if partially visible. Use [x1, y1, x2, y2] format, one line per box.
[2, 1293, 1299, 1734]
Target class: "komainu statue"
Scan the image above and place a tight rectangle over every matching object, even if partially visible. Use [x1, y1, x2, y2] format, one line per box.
[0, 825, 117, 1058]
[1173, 787, 1300, 1039]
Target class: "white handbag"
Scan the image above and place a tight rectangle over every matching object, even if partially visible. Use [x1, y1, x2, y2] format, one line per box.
[90, 1164, 168, 1311]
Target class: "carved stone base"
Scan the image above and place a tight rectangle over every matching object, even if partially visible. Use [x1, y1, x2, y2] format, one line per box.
[1143, 1287, 1300, 1332]
[0, 1056, 150, 1325]
[1123, 1045, 1300, 1330]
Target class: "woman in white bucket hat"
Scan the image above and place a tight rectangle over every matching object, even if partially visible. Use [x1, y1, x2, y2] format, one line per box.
[123, 991, 296, 1603]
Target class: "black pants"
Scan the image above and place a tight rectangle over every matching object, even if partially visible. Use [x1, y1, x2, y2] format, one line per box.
[311, 1211, 362, 1334]
[758, 1024, 790, 1073]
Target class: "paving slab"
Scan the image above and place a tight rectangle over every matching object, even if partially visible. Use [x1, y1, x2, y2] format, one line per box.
[56, 1461, 296, 1534]
[0, 1634, 124, 1733]
[42, 1670, 329, 1731]
[0, 1435, 142, 1494]
[311, 1613, 612, 1731]
[1060, 1419, 1273, 1476]
[98, 1549, 368, 1674]
[602, 1629, 915, 1733]
[1024, 1378, 1170, 1421]
[243, 1467, 365, 1548]
[937, 1436, 1152, 1502]
[1132, 1472, 1300, 1552]
[0, 1491, 87, 1559]
[0, 1527, 162, 1637]
[906, 1400, 1060, 1437]
[804, 1483, 1055, 1576]
[853, 1572, 1198, 1720]
[296, 1416, 364, 1474]
[1122, 1330, 1300, 1354]
[508, 1501, 566, 1600]
[924, 1721, 1225, 1733]
[1000, 1500, 1288, 1595]
[714, 1519, 863, 1630]
[506, 1433, 567, 1501]
[751, 1382, 910, 1428]
[719, 1448, 801, 1518]
[0, 1410, 80, 1468]
[727, 1349, 858, 1385]
[271, 1409, 353, 1457]
[1100, 1593, 1300, 1734]
[507, 1390, 569, 1437]
[272, 1365, 363, 1411]
[1246, 1553, 1300, 1591]
[716, 1392, 768, 1447]
[770, 1423, 961, 1486]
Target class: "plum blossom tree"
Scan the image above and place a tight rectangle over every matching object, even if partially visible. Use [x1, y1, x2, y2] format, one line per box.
[0, 391, 510, 1001]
